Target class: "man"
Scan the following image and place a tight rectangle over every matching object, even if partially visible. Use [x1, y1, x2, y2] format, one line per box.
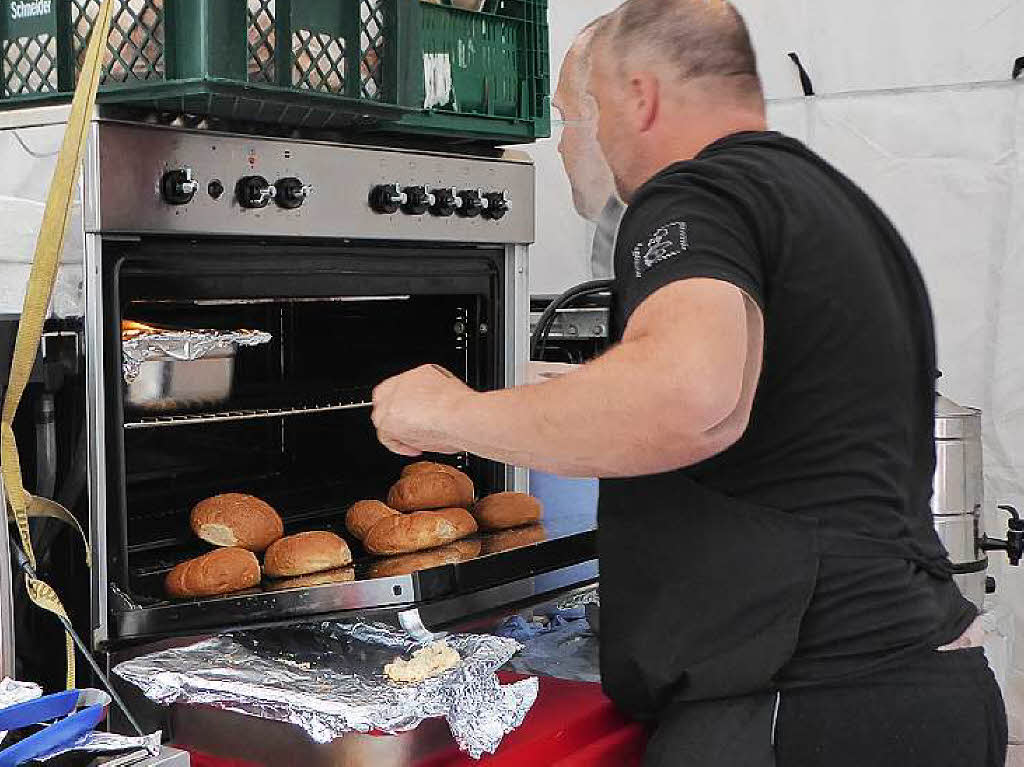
[371, 1, 1007, 764]
[551, 18, 626, 279]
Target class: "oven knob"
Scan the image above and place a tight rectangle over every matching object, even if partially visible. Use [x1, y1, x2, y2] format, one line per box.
[236, 175, 277, 209]
[369, 183, 407, 214]
[275, 177, 312, 209]
[430, 187, 460, 217]
[457, 189, 485, 218]
[402, 186, 434, 216]
[483, 190, 510, 220]
[161, 167, 199, 205]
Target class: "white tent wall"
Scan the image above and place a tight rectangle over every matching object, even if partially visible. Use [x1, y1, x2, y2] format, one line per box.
[537, 0, 1024, 736]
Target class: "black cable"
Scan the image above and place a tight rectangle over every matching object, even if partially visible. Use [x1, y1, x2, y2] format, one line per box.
[530, 279, 613, 361]
[538, 286, 612, 361]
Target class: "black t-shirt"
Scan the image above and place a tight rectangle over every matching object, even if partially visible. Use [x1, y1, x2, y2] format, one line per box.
[606, 131, 975, 685]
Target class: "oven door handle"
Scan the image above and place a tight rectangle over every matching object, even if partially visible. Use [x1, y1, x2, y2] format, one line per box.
[396, 560, 598, 638]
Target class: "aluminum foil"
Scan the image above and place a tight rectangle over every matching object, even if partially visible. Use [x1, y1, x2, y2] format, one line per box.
[121, 327, 271, 384]
[0, 677, 42, 709]
[36, 730, 162, 762]
[113, 622, 539, 759]
[556, 586, 599, 611]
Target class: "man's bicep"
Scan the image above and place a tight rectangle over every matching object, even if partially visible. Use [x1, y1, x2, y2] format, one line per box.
[622, 278, 757, 432]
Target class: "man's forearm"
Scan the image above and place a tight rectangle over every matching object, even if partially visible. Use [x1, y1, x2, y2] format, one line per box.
[444, 338, 739, 478]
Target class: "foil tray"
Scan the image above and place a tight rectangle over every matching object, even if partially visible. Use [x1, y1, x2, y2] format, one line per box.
[114, 622, 539, 758]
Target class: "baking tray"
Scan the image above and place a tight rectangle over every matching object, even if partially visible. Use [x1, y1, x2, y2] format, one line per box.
[109, 528, 596, 644]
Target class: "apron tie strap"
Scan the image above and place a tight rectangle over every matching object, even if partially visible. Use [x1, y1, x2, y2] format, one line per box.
[1, 0, 114, 690]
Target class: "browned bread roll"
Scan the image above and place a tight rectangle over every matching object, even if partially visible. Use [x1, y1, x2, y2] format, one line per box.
[265, 566, 355, 591]
[450, 538, 483, 559]
[363, 510, 467, 555]
[369, 541, 481, 578]
[400, 462, 475, 507]
[480, 524, 547, 555]
[387, 472, 467, 512]
[264, 531, 352, 578]
[165, 547, 261, 599]
[430, 507, 478, 538]
[472, 492, 543, 531]
[190, 493, 284, 552]
[346, 500, 399, 541]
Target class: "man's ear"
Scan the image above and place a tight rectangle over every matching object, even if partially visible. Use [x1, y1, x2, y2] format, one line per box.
[628, 71, 660, 133]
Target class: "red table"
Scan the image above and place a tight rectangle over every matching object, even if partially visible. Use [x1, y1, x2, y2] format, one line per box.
[183, 674, 648, 767]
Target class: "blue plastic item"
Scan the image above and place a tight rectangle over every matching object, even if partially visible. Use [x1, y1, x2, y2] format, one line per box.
[0, 690, 80, 733]
[0, 690, 106, 767]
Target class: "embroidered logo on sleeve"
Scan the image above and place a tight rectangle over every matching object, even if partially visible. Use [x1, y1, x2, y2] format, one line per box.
[632, 221, 688, 277]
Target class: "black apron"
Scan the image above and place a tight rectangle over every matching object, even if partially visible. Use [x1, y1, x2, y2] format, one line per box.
[597, 472, 956, 767]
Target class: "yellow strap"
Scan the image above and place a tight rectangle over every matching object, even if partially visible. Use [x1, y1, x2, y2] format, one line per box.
[1, 0, 114, 690]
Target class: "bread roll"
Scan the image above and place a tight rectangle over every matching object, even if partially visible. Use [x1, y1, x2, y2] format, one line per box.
[264, 531, 352, 578]
[346, 500, 399, 541]
[387, 472, 467, 512]
[400, 462, 475, 507]
[368, 543, 471, 578]
[480, 524, 546, 554]
[266, 566, 355, 591]
[190, 493, 284, 552]
[429, 507, 478, 538]
[364, 510, 467, 555]
[165, 547, 261, 599]
[450, 538, 483, 559]
[472, 492, 543, 531]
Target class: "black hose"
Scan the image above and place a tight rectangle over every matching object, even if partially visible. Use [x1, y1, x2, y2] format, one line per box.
[530, 279, 613, 361]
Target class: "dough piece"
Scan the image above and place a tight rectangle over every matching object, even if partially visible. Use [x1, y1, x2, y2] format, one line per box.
[165, 547, 261, 599]
[263, 531, 352, 578]
[472, 492, 543, 531]
[346, 500, 399, 541]
[400, 462, 475, 507]
[368, 540, 482, 578]
[265, 567, 355, 591]
[480, 524, 547, 555]
[363, 510, 466, 555]
[384, 642, 461, 683]
[387, 472, 467, 512]
[190, 493, 284, 553]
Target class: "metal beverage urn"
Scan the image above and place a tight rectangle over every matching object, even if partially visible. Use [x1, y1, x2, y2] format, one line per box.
[933, 393, 1022, 608]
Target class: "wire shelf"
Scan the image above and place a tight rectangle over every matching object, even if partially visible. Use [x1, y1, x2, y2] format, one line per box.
[124, 398, 372, 430]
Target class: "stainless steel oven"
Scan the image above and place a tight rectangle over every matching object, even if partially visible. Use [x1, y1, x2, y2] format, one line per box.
[0, 107, 597, 664]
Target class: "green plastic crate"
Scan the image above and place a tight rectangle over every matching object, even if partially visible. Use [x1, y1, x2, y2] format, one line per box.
[0, 0, 550, 143]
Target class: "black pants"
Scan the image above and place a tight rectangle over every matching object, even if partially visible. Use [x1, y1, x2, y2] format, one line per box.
[776, 647, 1006, 767]
[646, 648, 1007, 767]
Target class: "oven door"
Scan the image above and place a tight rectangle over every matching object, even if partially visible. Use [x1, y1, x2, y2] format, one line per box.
[89, 238, 594, 647]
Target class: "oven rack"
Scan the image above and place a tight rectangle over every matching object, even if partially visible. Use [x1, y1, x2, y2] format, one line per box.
[124, 399, 373, 430]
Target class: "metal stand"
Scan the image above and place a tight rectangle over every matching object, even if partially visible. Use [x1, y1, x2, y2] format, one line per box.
[0, 475, 16, 679]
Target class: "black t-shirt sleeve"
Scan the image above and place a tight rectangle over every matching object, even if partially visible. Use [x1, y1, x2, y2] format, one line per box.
[615, 177, 764, 326]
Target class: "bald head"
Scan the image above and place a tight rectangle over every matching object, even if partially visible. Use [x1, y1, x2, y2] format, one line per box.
[587, 0, 766, 202]
[607, 0, 762, 103]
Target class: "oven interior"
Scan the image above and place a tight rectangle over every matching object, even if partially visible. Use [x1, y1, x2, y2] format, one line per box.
[103, 240, 505, 607]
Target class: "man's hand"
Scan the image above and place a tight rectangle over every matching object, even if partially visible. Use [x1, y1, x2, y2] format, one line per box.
[371, 365, 475, 456]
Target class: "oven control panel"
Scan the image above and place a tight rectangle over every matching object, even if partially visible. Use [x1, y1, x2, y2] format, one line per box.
[96, 123, 535, 245]
[367, 184, 510, 220]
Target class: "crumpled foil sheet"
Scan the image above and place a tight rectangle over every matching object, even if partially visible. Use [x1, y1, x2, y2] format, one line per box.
[556, 586, 599, 611]
[113, 622, 539, 759]
[36, 730, 162, 763]
[121, 327, 271, 383]
[0, 677, 42, 709]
